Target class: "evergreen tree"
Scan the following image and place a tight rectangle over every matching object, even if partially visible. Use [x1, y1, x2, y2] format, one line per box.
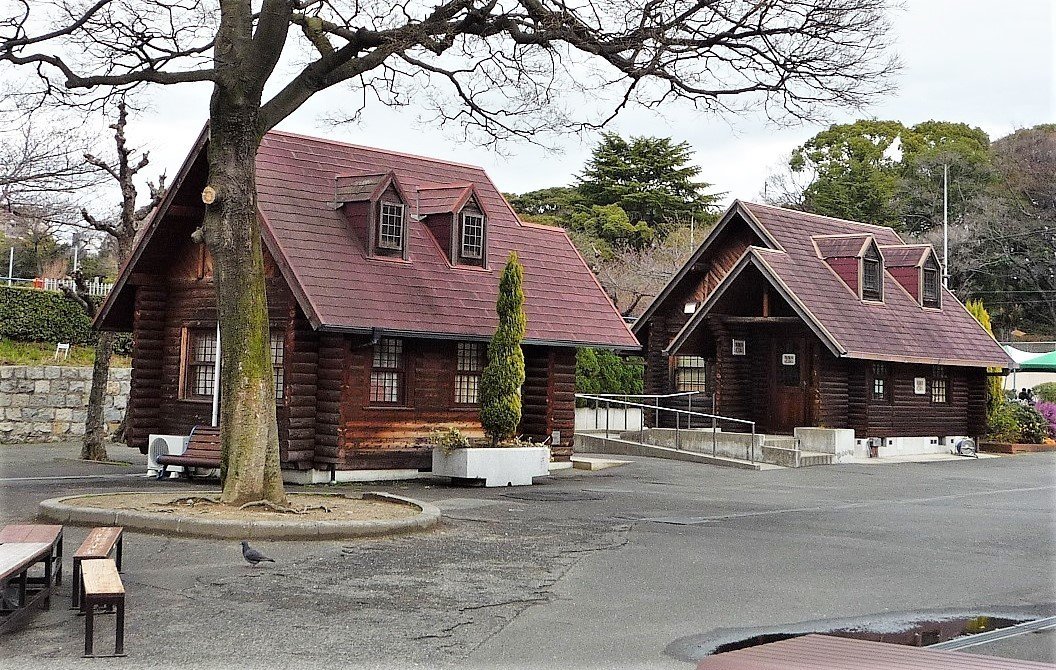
[480, 252, 527, 446]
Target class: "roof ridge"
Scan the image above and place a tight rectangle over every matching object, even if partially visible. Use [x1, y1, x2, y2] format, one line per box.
[265, 129, 487, 171]
[742, 201, 901, 234]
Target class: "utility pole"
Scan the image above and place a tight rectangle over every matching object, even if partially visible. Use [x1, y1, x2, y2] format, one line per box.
[942, 163, 949, 288]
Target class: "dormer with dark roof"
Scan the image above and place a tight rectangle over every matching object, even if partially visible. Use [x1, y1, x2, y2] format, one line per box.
[813, 234, 884, 303]
[882, 244, 942, 309]
[335, 170, 411, 260]
[418, 183, 487, 267]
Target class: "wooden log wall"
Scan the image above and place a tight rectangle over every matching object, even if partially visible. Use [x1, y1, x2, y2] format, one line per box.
[845, 360, 974, 437]
[313, 333, 345, 467]
[519, 346, 576, 460]
[283, 309, 317, 469]
[125, 285, 167, 451]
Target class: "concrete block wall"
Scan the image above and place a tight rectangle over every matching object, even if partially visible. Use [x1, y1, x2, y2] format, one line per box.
[0, 366, 131, 443]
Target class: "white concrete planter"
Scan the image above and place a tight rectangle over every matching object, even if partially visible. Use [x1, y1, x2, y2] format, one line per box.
[431, 446, 550, 487]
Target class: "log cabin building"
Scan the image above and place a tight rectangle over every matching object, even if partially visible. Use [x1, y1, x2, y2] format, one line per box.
[96, 128, 638, 480]
[634, 201, 1012, 454]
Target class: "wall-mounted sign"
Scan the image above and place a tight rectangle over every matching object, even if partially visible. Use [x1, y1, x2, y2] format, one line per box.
[782, 353, 797, 366]
[732, 339, 746, 356]
[914, 377, 927, 395]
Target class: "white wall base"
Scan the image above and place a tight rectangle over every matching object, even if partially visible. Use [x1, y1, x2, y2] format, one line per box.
[853, 435, 956, 458]
[282, 468, 427, 485]
[794, 427, 856, 463]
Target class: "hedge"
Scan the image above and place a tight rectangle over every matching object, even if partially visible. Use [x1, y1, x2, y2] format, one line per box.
[0, 286, 97, 344]
[576, 348, 644, 406]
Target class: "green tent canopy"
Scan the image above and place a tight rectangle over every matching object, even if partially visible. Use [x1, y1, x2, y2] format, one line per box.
[1017, 350, 1056, 372]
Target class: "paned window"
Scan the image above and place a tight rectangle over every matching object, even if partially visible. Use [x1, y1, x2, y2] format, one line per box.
[674, 356, 707, 393]
[461, 213, 485, 260]
[378, 202, 405, 251]
[455, 342, 486, 404]
[370, 338, 404, 404]
[923, 268, 940, 308]
[184, 328, 217, 399]
[862, 257, 882, 301]
[871, 362, 888, 401]
[270, 331, 284, 402]
[931, 365, 948, 403]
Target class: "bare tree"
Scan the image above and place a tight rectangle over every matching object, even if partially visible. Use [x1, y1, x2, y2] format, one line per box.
[1, 0, 898, 505]
[592, 227, 699, 317]
[0, 119, 102, 213]
[62, 99, 165, 462]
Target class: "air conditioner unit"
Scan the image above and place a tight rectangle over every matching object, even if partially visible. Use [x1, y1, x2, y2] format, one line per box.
[147, 434, 189, 478]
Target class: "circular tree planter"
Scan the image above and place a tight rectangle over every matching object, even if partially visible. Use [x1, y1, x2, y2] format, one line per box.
[40, 491, 441, 540]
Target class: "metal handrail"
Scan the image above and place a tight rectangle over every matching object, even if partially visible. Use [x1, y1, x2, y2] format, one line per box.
[575, 392, 757, 462]
[580, 391, 703, 399]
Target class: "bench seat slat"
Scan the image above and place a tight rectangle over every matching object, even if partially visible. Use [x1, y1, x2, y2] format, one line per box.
[74, 528, 123, 560]
[0, 524, 62, 544]
[81, 560, 123, 596]
[0, 542, 52, 581]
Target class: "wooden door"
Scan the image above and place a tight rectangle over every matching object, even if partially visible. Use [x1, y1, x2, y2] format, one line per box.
[768, 336, 812, 434]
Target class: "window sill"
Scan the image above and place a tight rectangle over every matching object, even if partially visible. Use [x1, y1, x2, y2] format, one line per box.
[363, 404, 415, 411]
[178, 398, 214, 405]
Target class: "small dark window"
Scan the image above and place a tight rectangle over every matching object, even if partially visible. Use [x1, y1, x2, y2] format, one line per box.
[183, 328, 217, 399]
[461, 213, 485, 260]
[674, 356, 707, 393]
[455, 342, 485, 404]
[862, 257, 882, 301]
[931, 365, 948, 403]
[871, 362, 888, 401]
[370, 338, 404, 404]
[270, 331, 284, 402]
[923, 268, 940, 308]
[377, 202, 405, 251]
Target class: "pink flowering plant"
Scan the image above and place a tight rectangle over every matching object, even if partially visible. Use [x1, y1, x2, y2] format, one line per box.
[1034, 401, 1056, 439]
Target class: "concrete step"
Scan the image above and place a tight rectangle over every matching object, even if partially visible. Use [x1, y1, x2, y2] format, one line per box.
[575, 433, 781, 471]
[761, 444, 835, 468]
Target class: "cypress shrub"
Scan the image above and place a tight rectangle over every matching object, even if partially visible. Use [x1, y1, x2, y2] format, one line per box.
[479, 252, 527, 446]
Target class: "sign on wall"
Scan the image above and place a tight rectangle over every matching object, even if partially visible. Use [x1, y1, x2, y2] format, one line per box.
[914, 377, 927, 395]
[732, 339, 746, 356]
[782, 353, 797, 366]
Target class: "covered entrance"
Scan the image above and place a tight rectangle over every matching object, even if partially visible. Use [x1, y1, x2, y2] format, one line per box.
[766, 334, 813, 434]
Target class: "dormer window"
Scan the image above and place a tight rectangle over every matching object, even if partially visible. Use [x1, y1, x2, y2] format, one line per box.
[378, 201, 405, 252]
[922, 259, 941, 309]
[862, 245, 883, 302]
[461, 212, 484, 259]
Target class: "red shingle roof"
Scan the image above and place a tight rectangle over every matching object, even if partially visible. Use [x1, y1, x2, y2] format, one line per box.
[664, 201, 1012, 368]
[104, 130, 637, 349]
[813, 234, 872, 259]
[695, 634, 1054, 670]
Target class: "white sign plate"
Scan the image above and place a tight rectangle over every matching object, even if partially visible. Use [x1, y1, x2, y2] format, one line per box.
[914, 377, 926, 394]
[732, 339, 746, 356]
[782, 354, 797, 366]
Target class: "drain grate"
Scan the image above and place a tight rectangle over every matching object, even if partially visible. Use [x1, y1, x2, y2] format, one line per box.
[501, 489, 604, 502]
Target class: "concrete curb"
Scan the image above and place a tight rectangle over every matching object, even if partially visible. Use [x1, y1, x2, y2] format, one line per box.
[39, 491, 441, 540]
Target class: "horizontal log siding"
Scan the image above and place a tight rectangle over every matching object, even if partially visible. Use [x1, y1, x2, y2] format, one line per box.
[125, 285, 167, 450]
[313, 333, 345, 466]
[520, 346, 576, 460]
[284, 309, 317, 469]
[815, 348, 849, 429]
[850, 361, 976, 437]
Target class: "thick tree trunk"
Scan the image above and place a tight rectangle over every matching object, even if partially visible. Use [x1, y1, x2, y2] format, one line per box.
[81, 332, 113, 461]
[204, 97, 286, 506]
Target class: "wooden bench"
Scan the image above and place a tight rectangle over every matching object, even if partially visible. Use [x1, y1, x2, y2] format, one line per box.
[157, 425, 221, 479]
[0, 542, 57, 633]
[80, 559, 125, 657]
[71, 527, 124, 610]
[0, 524, 63, 586]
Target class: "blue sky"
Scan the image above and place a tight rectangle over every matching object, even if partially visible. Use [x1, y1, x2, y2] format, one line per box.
[122, 0, 1054, 208]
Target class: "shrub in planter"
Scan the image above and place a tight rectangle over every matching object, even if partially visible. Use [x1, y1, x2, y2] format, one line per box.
[480, 252, 527, 446]
[988, 401, 1048, 444]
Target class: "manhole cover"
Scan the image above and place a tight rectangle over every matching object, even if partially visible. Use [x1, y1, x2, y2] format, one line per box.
[501, 489, 604, 502]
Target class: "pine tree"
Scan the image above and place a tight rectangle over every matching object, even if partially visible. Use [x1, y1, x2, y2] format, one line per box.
[480, 252, 527, 446]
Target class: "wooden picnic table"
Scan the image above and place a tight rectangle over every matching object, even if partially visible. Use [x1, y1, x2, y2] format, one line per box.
[0, 541, 56, 634]
[0, 524, 63, 585]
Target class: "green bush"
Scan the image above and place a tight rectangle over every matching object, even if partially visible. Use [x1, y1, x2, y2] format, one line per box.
[1033, 382, 1056, 403]
[0, 286, 95, 344]
[576, 349, 643, 405]
[480, 253, 527, 446]
[988, 401, 1048, 444]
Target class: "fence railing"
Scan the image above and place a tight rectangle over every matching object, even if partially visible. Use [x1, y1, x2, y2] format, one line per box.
[575, 392, 759, 463]
[3, 276, 114, 297]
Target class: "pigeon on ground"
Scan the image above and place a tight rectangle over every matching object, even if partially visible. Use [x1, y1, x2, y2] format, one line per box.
[241, 541, 275, 566]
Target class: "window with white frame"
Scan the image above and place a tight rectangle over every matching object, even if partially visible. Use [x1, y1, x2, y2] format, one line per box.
[674, 356, 707, 393]
[370, 338, 404, 404]
[377, 202, 405, 251]
[931, 365, 948, 403]
[455, 342, 485, 404]
[461, 212, 485, 260]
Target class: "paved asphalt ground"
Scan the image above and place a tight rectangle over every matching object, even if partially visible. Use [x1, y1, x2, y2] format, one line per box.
[0, 442, 1054, 669]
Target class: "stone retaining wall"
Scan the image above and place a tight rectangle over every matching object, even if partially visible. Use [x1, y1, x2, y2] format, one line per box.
[0, 366, 131, 443]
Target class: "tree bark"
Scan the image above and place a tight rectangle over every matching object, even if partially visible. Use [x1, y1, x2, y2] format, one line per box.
[81, 331, 113, 461]
[204, 94, 286, 506]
